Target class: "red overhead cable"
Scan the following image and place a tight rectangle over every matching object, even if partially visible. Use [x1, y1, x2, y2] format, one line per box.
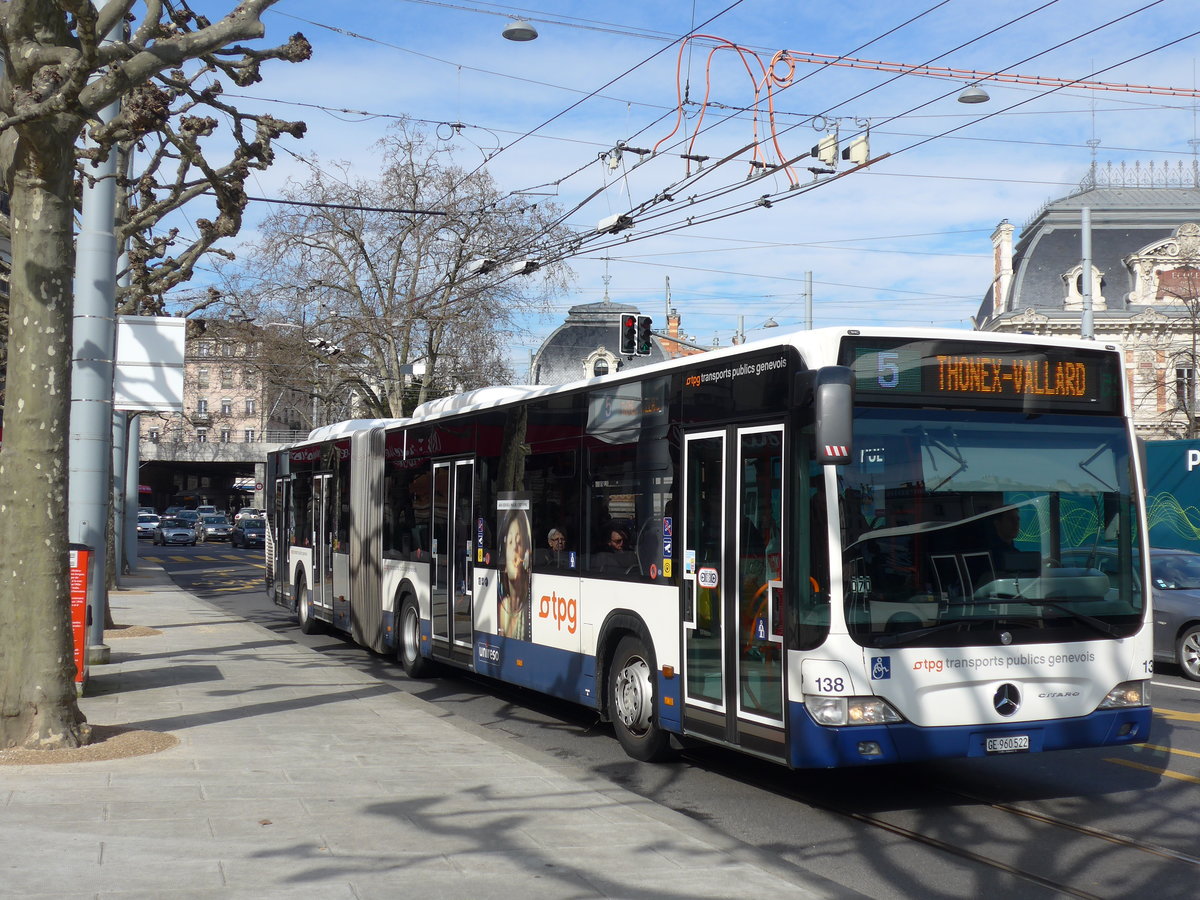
[788, 49, 1200, 98]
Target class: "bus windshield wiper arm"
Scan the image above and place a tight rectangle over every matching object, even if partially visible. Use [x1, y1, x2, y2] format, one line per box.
[978, 595, 1121, 637]
[874, 620, 969, 648]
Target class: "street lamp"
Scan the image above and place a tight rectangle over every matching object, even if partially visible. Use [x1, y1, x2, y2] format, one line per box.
[502, 19, 538, 41]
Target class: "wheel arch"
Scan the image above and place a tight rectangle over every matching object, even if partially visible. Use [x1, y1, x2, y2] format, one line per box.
[595, 609, 656, 723]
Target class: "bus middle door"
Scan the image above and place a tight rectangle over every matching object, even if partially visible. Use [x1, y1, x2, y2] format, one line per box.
[311, 472, 334, 620]
[431, 459, 475, 664]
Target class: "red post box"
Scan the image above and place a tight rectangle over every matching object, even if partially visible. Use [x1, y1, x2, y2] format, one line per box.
[68, 543, 91, 693]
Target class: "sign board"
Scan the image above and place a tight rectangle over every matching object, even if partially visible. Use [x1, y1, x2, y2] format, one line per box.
[114, 315, 186, 412]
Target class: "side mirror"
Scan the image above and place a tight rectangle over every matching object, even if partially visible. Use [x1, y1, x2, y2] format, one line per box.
[808, 366, 853, 465]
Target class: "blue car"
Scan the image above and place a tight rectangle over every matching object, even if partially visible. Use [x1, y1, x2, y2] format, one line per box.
[231, 517, 266, 549]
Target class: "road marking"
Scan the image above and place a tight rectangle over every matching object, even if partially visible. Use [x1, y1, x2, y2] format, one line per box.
[1153, 678, 1200, 694]
[1105, 757, 1200, 784]
[1131, 742, 1200, 760]
[1156, 706, 1200, 724]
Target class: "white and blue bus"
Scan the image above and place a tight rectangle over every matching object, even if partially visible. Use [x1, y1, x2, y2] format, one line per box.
[265, 326, 1152, 767]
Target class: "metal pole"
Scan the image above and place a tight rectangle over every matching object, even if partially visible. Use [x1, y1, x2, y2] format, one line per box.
[805, 271, 813, 330]
[123, 415, 140, 575]
[1081, 207, 1094, 340]
[69, 94, 120, 664]
[111, 408, 127, 582]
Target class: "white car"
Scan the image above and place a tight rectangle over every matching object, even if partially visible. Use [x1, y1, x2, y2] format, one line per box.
[234, 507, 264, 522]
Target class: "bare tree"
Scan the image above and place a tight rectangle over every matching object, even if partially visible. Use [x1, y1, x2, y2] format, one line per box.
[230, 119, 573, 417]
[0, 2, 308, 751]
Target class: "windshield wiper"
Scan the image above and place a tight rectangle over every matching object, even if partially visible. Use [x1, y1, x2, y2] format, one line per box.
[874, 620, 971, 648]
[976, 595, 1121, 637]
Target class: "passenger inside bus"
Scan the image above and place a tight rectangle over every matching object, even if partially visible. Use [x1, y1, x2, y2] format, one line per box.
[538, 527, 572, 569]
[596, 522, 637, 574]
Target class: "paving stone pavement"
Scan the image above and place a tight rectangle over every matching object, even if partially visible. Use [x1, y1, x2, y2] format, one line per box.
[0, 565, 853, 899]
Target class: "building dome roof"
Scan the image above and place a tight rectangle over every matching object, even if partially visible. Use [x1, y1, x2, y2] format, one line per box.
[531, 299, 669, 385]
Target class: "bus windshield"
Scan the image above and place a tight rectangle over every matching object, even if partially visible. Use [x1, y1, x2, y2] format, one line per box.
[839, 409, 1144, 648]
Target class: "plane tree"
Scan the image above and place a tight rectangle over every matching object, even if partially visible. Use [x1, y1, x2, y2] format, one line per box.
[0, 1, 308, 750]
[229, 118, 573, 417]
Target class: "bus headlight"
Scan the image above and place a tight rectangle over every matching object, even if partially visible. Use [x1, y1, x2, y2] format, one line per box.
[806, 695, 903, 726]
[1097, 680, 1149, 709]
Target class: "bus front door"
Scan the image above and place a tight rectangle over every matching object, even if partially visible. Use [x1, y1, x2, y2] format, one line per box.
[683, 425, 786, 757]
[431, 460, 475, 663]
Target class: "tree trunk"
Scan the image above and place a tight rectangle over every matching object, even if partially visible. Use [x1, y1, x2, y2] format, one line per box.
[0, 119, 90, 749]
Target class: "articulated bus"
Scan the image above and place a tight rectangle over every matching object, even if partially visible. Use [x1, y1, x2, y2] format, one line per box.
[265, 327, 1152, 767]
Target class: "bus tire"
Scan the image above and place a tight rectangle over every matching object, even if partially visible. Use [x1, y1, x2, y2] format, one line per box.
[609, 635, 674, 762]
[398, 598, 433, 678]
[1177, 625, 1200, 681]
[296, 575, 320, 635]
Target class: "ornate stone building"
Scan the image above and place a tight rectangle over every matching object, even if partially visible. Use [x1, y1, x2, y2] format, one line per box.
[975, 162, 1200, 440]
[530, 299, 701, 385]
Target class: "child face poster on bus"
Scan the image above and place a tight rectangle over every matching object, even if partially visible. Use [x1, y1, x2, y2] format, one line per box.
[497, 494, 532, 641]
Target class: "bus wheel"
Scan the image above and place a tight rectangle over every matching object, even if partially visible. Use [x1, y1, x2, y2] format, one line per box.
[398, 598, 433, 678]
[296, 576, 320, 635]
[1177, 625, 1200, 681]
[609, 635, 674, 762]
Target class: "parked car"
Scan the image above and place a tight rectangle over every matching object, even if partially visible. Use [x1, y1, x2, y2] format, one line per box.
[231, 517, 266, 549]
[1151, 548, 1200, 681]
[153, 517, 197, 546]
[197, 515, 233, 542]
[136, 513, 160, 539]
[233, 507, 264, 523]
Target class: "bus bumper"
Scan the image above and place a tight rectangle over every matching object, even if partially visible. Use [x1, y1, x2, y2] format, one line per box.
[786, 702, 1152, 768]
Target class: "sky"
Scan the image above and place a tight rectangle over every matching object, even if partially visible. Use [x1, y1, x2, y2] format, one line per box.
[185, 0, 1200, 377]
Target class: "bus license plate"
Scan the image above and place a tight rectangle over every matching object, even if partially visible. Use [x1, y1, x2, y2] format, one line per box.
[986, 735, 1029, 754]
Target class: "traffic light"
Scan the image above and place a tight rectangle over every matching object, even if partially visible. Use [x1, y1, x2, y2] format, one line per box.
[636, 315, 653, 355]
[619, 314, 638, 355]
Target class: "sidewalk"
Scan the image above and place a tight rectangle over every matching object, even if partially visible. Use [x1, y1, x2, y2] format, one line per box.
[0, 564, 850, 899]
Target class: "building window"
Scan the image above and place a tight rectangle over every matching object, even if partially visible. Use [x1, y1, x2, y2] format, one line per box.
[1176, 367, 1197, 411]
[244, 429, 257, 443]
[196, 341, 213, 357]
[148, 429, 160, 444]
[245, 398, 256, 416]
[221, 399, 233, 416]
[196, 428, 208, 443]
[220, 367, 233, 389]
[593, 359, 609, 377]
[220, 429, 231, 443]
[197, 367, 209, 389]
[244, 369, 257, 390]
[197, 399, 208, 415]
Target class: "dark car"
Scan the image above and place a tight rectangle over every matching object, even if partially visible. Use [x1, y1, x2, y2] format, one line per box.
[197, 514, 233, 542]
[231, 517, 266, 549]
[154, 517, 197, 546]
[1150, 548, 1200, 681]
[136, 513, 160, 539]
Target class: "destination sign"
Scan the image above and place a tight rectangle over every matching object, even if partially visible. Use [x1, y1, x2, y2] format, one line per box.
[840, 338, 1121, 413]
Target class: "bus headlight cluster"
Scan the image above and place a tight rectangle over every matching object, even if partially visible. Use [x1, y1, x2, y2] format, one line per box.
[806, 695, 903, 727]
[1097, 680, 1149, 709]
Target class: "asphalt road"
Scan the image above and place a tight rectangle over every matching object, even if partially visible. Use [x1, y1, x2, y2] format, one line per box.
[135, 542, 1200, 900]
